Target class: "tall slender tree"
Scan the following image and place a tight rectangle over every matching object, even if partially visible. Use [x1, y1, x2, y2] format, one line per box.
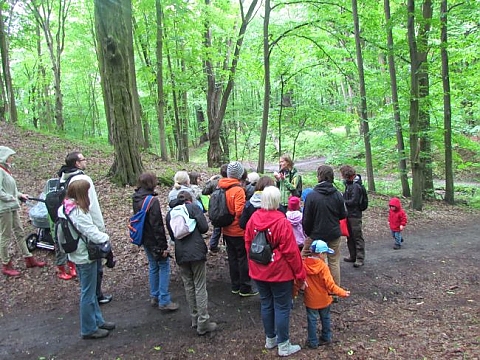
[0, 3, 17, 123]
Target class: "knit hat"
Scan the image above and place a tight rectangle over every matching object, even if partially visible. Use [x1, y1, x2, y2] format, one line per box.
[247, 172, 260, 184]
[227, 161, 244, 180]
[310, 240, 334, 254]
[288, 196, 300, 211]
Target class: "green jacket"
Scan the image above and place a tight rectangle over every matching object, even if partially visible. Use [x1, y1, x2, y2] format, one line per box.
[277, 167, 302, 206]
[0, 146, 21, 214]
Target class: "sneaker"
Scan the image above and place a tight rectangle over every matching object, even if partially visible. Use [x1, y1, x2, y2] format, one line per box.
[278, 340, 301, 357]
[265, 336, 277, 349]
[150, 297, 159, 307]
[239, 290, 259, 297]
[197, 322, 217, 335]
[353, 261, 364, 268]
[231, 289, 240, 294]
[99, 322, 116, 331]
[98, 295, 113, 305]
[158, 302, 179, 311]
[393, 244, 401, 250]
[82, 328, 109, 340]
[343, 257, 355, 263]
[304, 340, 318, 349]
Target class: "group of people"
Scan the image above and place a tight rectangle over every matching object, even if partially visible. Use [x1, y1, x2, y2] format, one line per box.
[1, 147, 408, 352]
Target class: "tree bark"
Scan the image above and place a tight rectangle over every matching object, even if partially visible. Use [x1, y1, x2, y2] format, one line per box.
[95, 0, 143, 185]
[352, 0, 375, 192]
[384, 0, 410, 197]
[441, 0, 454, 204]
[0, 5, 17, 123]
[155, 0, 168, 161]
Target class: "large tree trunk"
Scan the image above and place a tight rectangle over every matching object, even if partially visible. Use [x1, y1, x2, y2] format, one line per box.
[407, 0, 424, 210]
[155, 0, 168, 161]
[95, 0, 143, 185]
[440, 0, 454, 204]
[0, 5, 17, 123]
[384, 0, 410, 197]
[352, 0, 375, 191]
[204, 0, 258, 167]
[257, 0, 271, 173]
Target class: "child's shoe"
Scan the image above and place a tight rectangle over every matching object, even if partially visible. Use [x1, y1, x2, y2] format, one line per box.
[393, 244, 401, 250]
[278, 340, 301, 356]
[265, 336, 277, 349]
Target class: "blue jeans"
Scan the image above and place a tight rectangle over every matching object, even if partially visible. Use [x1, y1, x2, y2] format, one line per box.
[144, 248, 172, 306]
[209, 227, 221, 251]
[391, 230, 403, 246]
[306, 306, 332, 346]
[255, 280, 293, 344]
[76, 262, 105, 336]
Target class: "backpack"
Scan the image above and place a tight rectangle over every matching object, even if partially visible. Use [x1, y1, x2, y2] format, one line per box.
[357, 175, 368, 211]
[55, 205, 83, 253]
[169, 204, 197, 240]
[208, 184, 240, 228]
[128, 195, 155, 246]
[249, 228, 274, 265]
[45, 173, 82, 223]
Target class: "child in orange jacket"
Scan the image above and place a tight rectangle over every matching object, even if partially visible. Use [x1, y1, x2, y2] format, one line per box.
[388, 197, 408, 250]
[300, 240, 350, 349]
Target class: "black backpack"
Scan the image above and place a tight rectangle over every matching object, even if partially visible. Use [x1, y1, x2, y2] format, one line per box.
[208, 184, 240, 228]
[45, 172, 82, 223]
[356, 175, 368, 211]
[55, 205, 84, 253]
[249, 228, 274, 265]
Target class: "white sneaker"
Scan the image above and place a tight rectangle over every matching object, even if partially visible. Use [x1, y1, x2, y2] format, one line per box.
[278, 340, 301, 357]
[265, 336, 277, 349]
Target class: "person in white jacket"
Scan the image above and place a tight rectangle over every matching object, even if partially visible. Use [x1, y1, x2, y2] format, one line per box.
[58, 179, 115, 339]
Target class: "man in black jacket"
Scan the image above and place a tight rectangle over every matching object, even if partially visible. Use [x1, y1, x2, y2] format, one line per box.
[302, 165, 347, 286]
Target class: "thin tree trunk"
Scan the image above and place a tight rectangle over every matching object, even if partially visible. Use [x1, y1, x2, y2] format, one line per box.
[352, 0, 375, 192]
[155, 0, 168, 161]
[384, 0, 410, 197]
[0, 5, 16, 123]
[258, 0, 270, 173]
[441, 0, 454, 204]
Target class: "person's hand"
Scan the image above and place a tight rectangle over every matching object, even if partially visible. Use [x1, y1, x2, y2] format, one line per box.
[399, 225, 404, 231]
[344, 291, 351, 297]
[162, 250, 170, 258]
[19, 194, 29, 202]
[273, 171, 281, 180]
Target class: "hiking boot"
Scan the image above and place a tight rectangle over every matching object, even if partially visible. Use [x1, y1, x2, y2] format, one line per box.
[239, 289, 259, 297]
[159, 302, 179, 311]
[197, 322, 217, 336]
[353, 261, 364, 268]
[82, 328, 109, 340]
[265, 336, 277, 349]
[56, 265, 73, 280]
[99, 322, 116, 330]
[150, 297, 159, 307]
[393, 244, 401, 250]
[304, 340, 318, 349]
[2, 261, 20, 277]
[231, 289, 240, 294]
[343, 257, 355, 263]
[25, 256, 46, 268]
[98, 295, 113, 305]
[191, 317, 198, 329]
[278, 340, 301, 357]
[318, 337, 332, 346]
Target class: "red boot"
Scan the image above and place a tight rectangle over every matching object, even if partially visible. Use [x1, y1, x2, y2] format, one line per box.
[25, 256, 47, 268]
[67, 261, 77, 278]
[57, 265, 73, 280]
[2, 261, 21, 277]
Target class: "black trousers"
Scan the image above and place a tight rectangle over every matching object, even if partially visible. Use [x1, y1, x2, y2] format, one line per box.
[223, 235, 252, 293]
[346, 217, 365, 262]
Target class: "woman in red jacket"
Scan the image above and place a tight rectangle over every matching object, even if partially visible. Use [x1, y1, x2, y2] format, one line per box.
[245, 186, 306, 357]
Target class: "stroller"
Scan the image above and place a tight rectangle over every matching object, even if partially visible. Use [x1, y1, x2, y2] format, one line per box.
[25, 178, 59, 251]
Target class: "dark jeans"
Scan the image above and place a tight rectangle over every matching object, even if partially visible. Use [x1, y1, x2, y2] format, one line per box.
[209, 227, 221, 251]
[96, 259, 104, 298]
[255, 280, 293, 344]
[223, 235, 252, 293]
[306, 305, 332, 345]
[346, 217, 365, 262]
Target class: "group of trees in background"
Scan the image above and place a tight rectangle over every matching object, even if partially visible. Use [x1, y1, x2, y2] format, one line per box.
[0, 0, 478, 209]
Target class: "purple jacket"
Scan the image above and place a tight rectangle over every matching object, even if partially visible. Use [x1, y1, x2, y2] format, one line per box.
[286, 210, 306, 246]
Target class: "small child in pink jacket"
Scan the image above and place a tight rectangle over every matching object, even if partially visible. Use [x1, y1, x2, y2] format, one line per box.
[388, 197, 407, 250]
[286, 196, 306, 250]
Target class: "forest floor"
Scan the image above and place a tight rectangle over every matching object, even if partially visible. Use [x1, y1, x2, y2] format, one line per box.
[0, 123, 479, 360]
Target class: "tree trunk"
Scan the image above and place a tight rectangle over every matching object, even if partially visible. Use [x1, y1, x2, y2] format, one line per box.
[258, 0, 271, 173]
[95, 0, 143, 185]
[407, 0, 424, 210]
[440, 0, 454, 204]
[352, 0, 375, 192]
[0, 5, 17, 123]
[155, 0, 168, 161]
[384, 0, 410, 197]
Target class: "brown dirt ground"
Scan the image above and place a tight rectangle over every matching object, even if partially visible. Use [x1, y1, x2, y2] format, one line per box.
[0, 123, 479, 359]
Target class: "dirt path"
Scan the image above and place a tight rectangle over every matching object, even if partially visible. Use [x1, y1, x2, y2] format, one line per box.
[1, 218, 479, 360]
